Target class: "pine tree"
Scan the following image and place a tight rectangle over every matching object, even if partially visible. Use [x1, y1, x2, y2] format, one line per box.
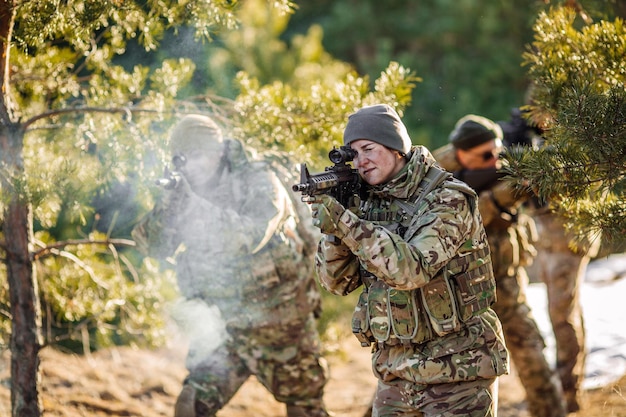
[504, 5, 626, 247]
[0, 2, 294, 415]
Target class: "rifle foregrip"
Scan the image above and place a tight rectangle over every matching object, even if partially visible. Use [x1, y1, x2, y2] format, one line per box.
[155, 174, 181, 190]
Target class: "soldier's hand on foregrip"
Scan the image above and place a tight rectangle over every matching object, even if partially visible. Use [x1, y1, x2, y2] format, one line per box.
[161, 173, 193, 216]
[155, 155, 188, 190]
[311, 194, 346, 238]
[155, 168, 183, 190]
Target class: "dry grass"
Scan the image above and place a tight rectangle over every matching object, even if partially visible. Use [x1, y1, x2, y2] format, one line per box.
[1, 338, 625, 417]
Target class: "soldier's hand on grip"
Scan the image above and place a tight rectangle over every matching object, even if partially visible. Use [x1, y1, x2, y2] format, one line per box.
[161, 172, 193, 216]
[311, 194, 347, 238]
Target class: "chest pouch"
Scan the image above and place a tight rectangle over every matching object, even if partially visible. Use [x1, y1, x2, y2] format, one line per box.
[351, 289, 373, 347]
[361, 278, 434, 346]
[388, 287, 421, 343]
[446, 244, 496, 321]
[420, 276, 461, 336]
[366, 280, 391, 343]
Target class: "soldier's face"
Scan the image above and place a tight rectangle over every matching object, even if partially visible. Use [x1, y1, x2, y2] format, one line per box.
[350, 139, 407, 185]
[456, 139, 503, 170]
[184, 150, 222, 189]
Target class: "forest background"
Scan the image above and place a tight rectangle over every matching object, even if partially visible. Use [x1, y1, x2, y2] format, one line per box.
[0, 0, 624, 416]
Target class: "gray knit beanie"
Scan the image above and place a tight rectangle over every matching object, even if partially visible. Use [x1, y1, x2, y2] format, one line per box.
[343, 104, 412, 154]
[449, 114, 503, 150]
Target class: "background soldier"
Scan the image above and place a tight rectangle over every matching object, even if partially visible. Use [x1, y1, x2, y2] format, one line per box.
[524, 205, 599, 413]
[500, 107, 601, 413]
[436, 114, 566, 417]
[132, 114, 329, 417]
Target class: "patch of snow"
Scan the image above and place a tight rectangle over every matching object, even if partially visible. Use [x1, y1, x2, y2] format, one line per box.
[525, 253, 626, 390]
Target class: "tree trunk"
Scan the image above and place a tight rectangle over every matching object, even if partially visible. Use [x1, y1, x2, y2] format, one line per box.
[5, 199, 43, 417]
[1, 2, 43, 416]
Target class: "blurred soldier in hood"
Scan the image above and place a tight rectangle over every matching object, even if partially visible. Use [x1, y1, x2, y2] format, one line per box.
[132, 114, 329, 417]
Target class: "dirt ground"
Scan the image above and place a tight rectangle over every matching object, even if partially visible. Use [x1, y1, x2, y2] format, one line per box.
[1, 335, 625, 417]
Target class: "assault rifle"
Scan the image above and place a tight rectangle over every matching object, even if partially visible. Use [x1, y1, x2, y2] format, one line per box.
[155, 155, 187, 189]
[292, 146, 362, 208]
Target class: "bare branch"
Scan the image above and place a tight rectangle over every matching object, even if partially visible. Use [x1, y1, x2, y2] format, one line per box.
[31, 238, 136, 261]
[21, 106, 160, 131]
[20, 97, 236, 131]
[46, 247, 111, 289]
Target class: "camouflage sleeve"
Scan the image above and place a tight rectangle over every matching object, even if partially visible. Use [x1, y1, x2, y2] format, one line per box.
[234, 169, 290, 253]
[478, 180, 530, 227]
[131, 198, 184, 259]
[314, 236, 362, 296]
[331, 187, 475, 291]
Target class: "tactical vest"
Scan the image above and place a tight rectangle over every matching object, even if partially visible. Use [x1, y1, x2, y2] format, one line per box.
[351, 166, 497, 347]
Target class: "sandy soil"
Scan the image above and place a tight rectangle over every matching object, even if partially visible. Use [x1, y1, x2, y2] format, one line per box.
[1, 334, 625, 417]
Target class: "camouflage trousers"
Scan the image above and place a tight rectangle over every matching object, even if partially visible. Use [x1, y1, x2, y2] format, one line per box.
[175, 313, 329, 417]
[526, 211, 596, 413]
[532, 249, 587, 413]
[492, 266, 566, 417]
[371, 377, 498, 416]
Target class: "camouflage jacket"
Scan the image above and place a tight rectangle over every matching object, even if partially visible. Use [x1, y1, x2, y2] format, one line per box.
[432, 143, 538, 272]
[315, 146, 508, 384]
[132, 146, 321, 329]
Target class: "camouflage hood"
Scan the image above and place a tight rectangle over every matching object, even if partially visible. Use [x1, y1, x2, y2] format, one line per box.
[368, 145, 440, 200]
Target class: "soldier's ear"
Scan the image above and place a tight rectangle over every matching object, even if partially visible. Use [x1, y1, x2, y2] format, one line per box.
[222, 139, 232, 160]
[222, 138, 246, 161]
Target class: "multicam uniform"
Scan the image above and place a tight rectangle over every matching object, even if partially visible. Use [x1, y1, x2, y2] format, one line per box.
[433, 143, 567, 417]
[477, 183, 567, 417]
[316, 146, 509, 417]
[132, 125, 328, 417]
[525, 202, 600, 413]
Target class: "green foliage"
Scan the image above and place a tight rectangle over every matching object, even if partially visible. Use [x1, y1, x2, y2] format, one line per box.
[1, 0, 294, 353]
[503, 6, 626, 244]
[30, 232, 178, 351]
[189, 0, 356, 99]
[232, 61, 421, 169]
[286, 0, 539, 148]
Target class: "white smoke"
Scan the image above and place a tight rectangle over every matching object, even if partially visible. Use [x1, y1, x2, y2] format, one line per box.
[170, 298, 229, 369]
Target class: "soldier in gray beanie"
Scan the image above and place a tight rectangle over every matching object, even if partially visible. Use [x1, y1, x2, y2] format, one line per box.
[311, 104, 509, 417]
[343, 104, 412, 155]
